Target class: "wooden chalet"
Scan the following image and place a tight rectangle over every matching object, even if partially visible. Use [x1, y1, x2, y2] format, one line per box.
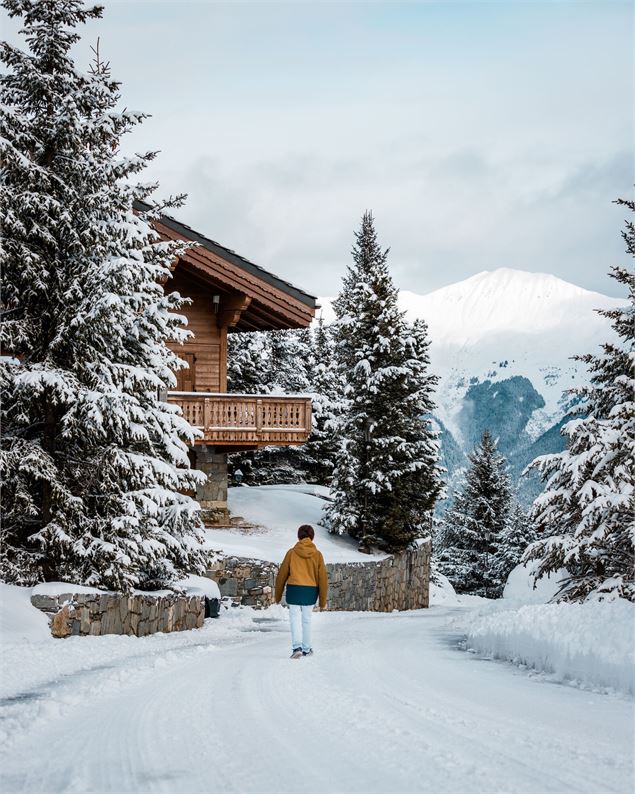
[141, 203, 317, 524]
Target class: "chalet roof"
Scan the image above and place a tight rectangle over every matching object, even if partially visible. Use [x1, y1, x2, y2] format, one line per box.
[135, 201, 316, 310]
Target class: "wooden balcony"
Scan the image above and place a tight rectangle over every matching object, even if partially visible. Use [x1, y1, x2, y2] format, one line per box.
[167, 392, 312, 449]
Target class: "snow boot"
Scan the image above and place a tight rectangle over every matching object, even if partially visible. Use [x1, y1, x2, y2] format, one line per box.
[290, 648, 303, 659]
[302, 649, 314, 657]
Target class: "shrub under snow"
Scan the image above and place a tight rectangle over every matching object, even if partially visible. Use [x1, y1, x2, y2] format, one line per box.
[464, 599, 635, 695]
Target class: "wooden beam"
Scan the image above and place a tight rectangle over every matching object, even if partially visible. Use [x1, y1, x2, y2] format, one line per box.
[217, 293, 252, 329]
[219, 327, 228, 392]
[170, 262, 232, 297]
[235, 302, 306, 332]
[227, 316, 262, 332]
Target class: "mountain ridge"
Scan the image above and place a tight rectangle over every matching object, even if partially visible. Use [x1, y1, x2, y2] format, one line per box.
[319, 268, 623, 505]
[320, 267, 623, 336]
[319, 267, 621, 440]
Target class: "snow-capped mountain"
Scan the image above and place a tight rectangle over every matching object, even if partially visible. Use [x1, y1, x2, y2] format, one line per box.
[320, 268, 623, 444]
[320, 268, 624, 503]
[404, 268, 622, 441]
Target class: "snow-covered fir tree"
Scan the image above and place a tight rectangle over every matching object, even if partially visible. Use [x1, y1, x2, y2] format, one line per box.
[436, 431, 511, 595]
[228, 323, 345, 486]
[267, 329, 311, 394]
[227, 327, 312, 396]
[227, 331, 271, 395]
[298, 317, 346, 485]
[325, 212, 442, 551]
[227, 328, 313, 484]
[0, 0, 206, 590]
[265, 326, 322, 483]
[227, 331, 270, 484]
[491, 501, 537, 590]
[524, 202, 635, 603]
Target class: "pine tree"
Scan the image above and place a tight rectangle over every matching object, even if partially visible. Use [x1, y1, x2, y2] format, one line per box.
[491, 502, 537, 591]
[298, 318, 346, 485]
[436, 431, 511, 595]
[0, 0, 206, 590]
[227, 328, 312, 485]
[325, 212, 442, 551]
[262, 327, 312, 482]
[524, 200, 635, 603]
[227, 331, 272, 394]
[267, 329, 311, 394]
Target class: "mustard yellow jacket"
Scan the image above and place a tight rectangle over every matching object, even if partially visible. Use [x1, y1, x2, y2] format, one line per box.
[275, 538, 328, 609]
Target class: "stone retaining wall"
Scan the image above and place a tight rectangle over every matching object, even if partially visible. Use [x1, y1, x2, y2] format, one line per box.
[206, 539, 431, 612]
[206, 557, 278, 609]
[326, 540, 431, 611]
[31, 591, 205, 638]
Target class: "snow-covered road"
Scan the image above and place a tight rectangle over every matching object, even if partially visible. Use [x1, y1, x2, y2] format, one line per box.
[1, 605, 633, 794]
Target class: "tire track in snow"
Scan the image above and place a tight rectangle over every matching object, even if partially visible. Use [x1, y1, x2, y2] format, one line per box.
[1, 607, 633, 794]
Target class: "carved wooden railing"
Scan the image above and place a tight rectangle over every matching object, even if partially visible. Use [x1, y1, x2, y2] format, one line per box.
[167, 392, 312, 447]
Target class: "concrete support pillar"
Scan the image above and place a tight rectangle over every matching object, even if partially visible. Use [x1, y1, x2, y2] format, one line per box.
[193, 445, 229, 526]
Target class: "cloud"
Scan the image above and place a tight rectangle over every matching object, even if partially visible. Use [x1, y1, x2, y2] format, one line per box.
[147, 139, 630, 300]
[2, 0, 631, 299]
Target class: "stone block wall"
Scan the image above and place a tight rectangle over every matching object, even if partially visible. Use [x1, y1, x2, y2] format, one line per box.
[206, 556, 278, 609]
[326, 540, 431, 611]
[194, 445, 229, 526]
[31, 591, 205, 638]
[205, 539, 431, 612]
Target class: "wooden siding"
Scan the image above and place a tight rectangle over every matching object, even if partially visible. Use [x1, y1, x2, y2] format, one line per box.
[167, 393, 312, 448]
[155, 217, 315, 451]
[168, 271, 223, 393]
[175, 351, 196, 392]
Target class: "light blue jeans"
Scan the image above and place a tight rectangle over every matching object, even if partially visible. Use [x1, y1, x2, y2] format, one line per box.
[289, 604, 313, 652]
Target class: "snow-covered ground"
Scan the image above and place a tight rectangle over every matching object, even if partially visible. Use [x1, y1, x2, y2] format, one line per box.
[1, 582, 633, 794]
[206, 484, 388, 563]
[211, 487, 635, 697]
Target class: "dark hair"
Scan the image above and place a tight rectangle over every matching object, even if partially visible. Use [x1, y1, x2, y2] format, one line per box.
[297, 524, 315, 541]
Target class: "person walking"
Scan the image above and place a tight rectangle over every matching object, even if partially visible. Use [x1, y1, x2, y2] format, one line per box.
[275, 524, 328, 659]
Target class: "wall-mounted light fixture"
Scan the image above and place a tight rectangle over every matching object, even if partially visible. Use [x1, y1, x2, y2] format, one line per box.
[212, 294, 220, 314]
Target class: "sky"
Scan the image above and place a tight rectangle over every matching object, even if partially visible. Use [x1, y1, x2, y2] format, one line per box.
[2, 0, 632, 298]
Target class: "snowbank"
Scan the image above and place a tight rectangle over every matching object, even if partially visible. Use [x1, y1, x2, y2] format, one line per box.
[463, 599, 635, 695]
[208, 484, 388, 563]
[428, 571, 491, 607]
[178, 574, 221, 600]
[0, 584, 50, 644]
[1, 578, 220, 649]
[503, 561, 567, 604]
[429, 572, 461, 605]
[31, 577, 220, 599]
